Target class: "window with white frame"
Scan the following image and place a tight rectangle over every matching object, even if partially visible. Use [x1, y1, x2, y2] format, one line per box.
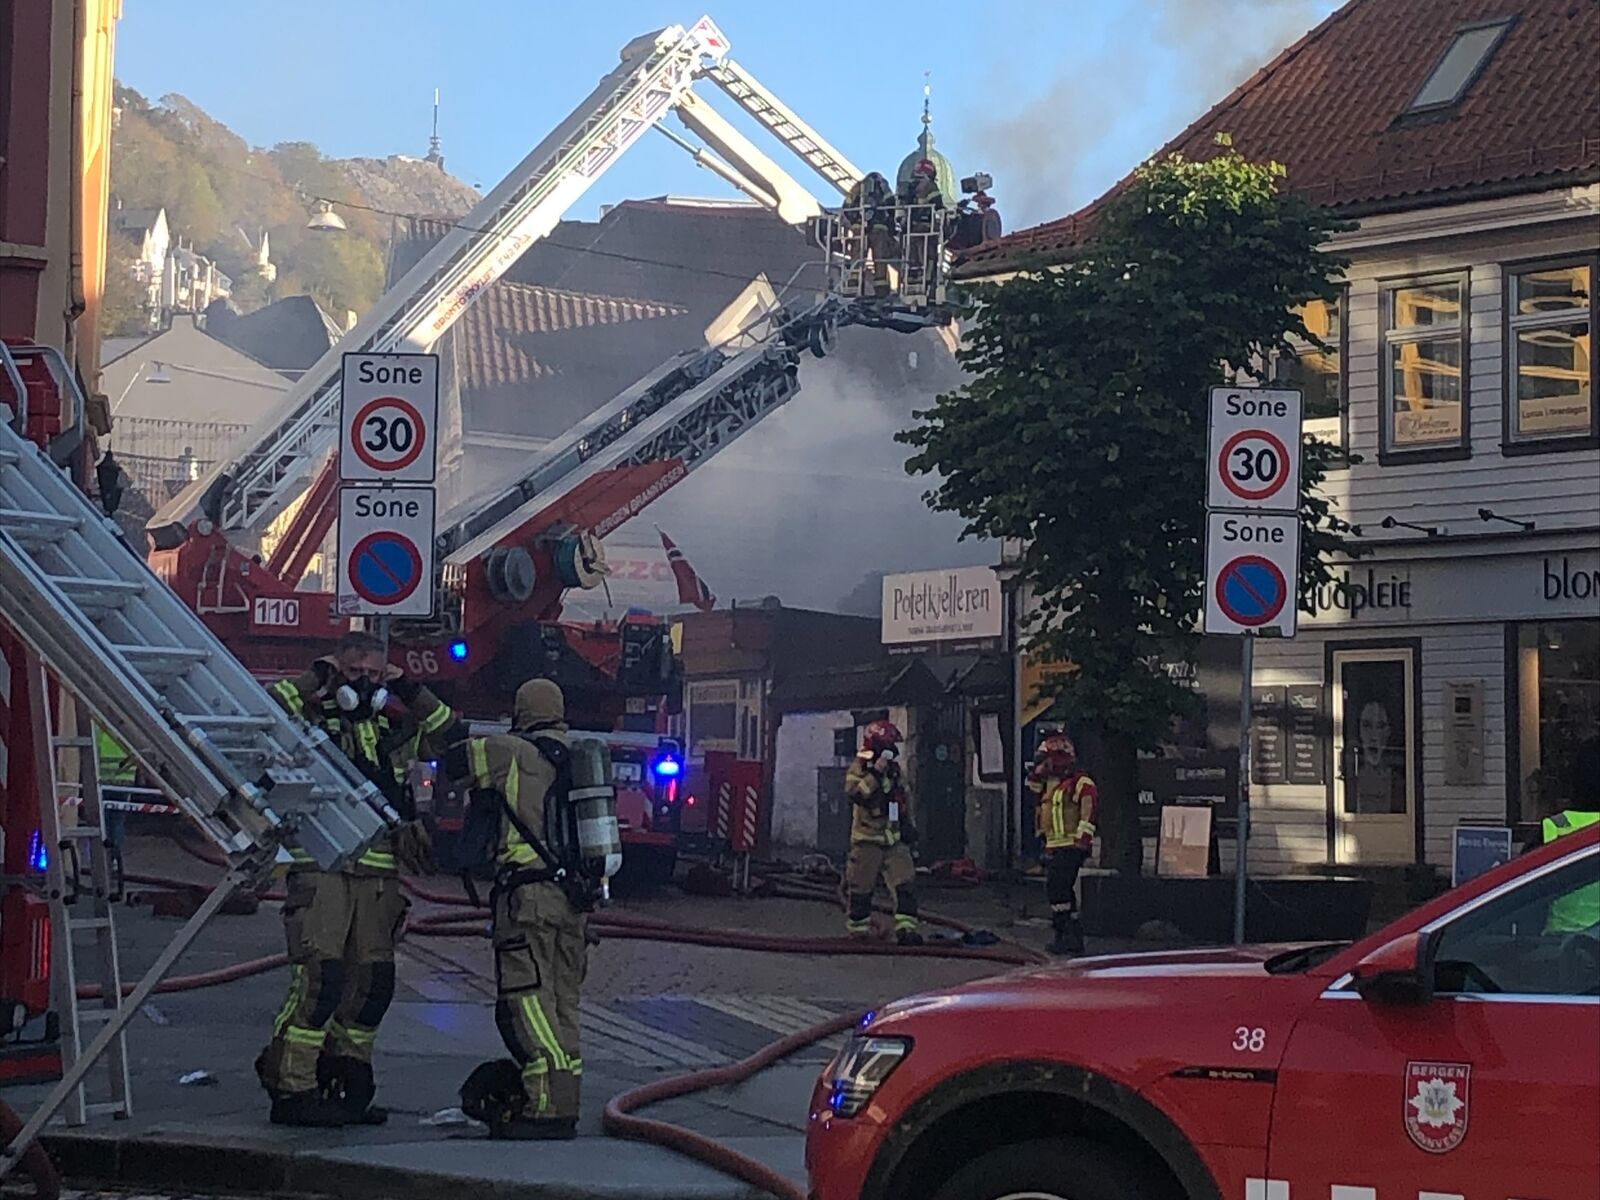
[1382, 275, 1468, 456]
[1505, 259, 1596, 447]
[1274, 293, 1345, 447]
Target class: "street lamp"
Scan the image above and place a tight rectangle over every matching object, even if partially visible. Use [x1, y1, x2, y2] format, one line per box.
[306, 200, 347, 233]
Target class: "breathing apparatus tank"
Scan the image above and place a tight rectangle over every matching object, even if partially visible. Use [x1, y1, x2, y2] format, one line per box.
[566, 738, 622, 901]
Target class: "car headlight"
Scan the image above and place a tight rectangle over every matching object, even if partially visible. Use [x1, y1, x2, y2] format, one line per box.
[825, 1033, 911, 1118]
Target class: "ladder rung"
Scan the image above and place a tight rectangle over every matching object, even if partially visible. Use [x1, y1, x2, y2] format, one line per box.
[75, 1007, 117, 1022]
[68, 916, 114, 932]
[83, 1101, 129, 1119]
[0, 447, 18, 465]
[0, 507, 79, 540]
[113, 643, 209, 662]
[50, 575, 145, 603]
[53, 736, 97, 749]
[58, 825, 107, 839]
[183, 713, 276, 729]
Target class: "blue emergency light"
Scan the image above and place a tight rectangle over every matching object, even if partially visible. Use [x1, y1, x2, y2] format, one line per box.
[29, 830, 48, 873]
[448, 640, 469, 662]
[653, 755, 682, 779]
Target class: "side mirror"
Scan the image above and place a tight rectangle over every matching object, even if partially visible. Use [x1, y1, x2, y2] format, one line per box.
[1352, 931, 1435, 1005]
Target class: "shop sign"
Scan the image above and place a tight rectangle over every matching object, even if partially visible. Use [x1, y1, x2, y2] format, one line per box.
[1303, 547, 1600, 627]
[881, 566, 1003, 647]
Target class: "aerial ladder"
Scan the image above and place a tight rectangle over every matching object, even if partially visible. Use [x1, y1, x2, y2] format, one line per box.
[0, 13, 967, 1170]
[140, 15, 959, 701]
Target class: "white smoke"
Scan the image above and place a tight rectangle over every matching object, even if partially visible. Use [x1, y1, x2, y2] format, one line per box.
[974, 0, 1335, 228]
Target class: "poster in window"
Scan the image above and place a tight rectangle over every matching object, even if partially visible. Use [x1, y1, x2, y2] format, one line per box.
[1341, 661, 1409, 815]
[1250, 686, 1287, 784]
[1287, 685, 1325, 785]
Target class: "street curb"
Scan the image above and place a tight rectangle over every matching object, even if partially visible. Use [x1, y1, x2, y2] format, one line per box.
[42, 1131, 759, 1200]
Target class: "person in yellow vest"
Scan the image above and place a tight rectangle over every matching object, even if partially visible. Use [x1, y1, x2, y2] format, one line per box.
[1029, 735, 1098, 956]
[255, 631, 454, 1127]
[843, 720, 921, 945]
[442, 679, 588, 1140]
[1542, 804, 1600, 935]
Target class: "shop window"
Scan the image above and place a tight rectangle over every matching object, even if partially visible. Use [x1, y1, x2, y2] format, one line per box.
[1382, 275, 1469, 459]
[1274, 292, 1346, 450]
[1515, 621, 1600, 824]
[1504, 259, 1596, 450]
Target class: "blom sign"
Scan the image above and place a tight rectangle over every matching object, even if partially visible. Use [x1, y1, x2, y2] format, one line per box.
[881, 567, 1003, 646]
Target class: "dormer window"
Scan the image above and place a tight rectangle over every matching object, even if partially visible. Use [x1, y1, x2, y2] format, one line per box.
[1405, 19, 1514, 113]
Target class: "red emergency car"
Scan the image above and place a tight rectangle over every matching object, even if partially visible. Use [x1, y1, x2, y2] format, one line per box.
[807, 825, 1599, 1200]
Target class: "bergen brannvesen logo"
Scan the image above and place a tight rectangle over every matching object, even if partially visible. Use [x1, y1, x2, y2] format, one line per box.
[1404, 1061, 1470, 1154]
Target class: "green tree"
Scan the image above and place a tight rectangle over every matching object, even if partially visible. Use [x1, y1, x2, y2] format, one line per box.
[100, 233, 150, 336]
[900, 146, 1360, 873]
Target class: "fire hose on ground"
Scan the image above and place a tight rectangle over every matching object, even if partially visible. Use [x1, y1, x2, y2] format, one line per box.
[45, 864, 1043, 1200]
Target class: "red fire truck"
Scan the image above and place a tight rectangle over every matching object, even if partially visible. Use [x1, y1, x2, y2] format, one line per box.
[807, 825, 1599, 1200]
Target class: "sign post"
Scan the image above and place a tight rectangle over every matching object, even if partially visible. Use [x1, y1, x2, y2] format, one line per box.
[1202, 386, 1302, 944]
[337, 353, 440, 619]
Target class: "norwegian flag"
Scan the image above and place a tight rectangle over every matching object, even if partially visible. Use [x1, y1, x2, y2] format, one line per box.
[657, 528, 715, 613]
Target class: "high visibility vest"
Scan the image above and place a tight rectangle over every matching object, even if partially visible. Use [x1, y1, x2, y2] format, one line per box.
[1542, 810, 1600, 933]
[96, 728, 136, 785]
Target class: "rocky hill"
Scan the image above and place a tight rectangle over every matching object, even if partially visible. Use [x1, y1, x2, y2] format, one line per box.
[105, 85, 480, 330]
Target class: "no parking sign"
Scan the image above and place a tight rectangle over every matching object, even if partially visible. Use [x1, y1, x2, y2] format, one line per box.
[336, 487, 436, 617]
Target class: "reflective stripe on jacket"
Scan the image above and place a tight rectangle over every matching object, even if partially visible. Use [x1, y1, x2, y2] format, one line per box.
[1031, 771, 1098, 849]
[845, 752, 907, 846]
[270, 666, 452, 873]
[460, 730, 568, 868]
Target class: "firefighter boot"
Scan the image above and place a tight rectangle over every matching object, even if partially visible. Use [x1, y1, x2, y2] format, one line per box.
[319, 1053, 388, 1126]
[490, 1115, 579, 1141]
[269, 1091, 354, 1127]
[1049, 912, 1085, 957]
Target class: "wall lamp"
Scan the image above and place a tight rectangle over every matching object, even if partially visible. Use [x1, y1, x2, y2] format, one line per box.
[1380, 515, 1441, 537]
[1478, 507, 1536, 532]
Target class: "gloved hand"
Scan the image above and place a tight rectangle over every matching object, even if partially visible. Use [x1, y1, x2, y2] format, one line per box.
[899, 814, 919, 848]
[874, 751, 897, 774]
[393, 820, 437, 876]
[385, 667, 420, 705]
[1076, 833, 1094, 853]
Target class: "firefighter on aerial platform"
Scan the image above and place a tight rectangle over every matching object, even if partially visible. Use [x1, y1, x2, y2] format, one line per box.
[444, 679, 606, 1141]
[1030, 735, 1097, 956]
[899, 159, 946, 294]
[844, 720, 922, 945]
[255, 631, 453, 1127]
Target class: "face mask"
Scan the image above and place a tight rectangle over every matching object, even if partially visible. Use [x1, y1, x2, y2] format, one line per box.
[336, 679, 389, 714]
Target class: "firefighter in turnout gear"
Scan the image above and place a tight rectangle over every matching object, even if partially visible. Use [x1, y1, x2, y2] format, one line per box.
[1030, 735, 1097, 956]
[844, 720, 922, 945]
[256, 632, 453, 1127]
[441, 679, 588, 1140]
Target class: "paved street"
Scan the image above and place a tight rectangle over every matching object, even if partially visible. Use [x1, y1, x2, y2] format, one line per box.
[9, 834, 1060, 1199]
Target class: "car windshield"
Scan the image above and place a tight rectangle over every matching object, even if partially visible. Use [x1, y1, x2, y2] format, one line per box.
[1262, 943, 1350, 975]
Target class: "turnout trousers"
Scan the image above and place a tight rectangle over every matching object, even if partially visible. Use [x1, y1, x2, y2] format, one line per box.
[492, 882, 587, 1120]
[844, 841, 919, 936]
[257, 869, 408, 1097]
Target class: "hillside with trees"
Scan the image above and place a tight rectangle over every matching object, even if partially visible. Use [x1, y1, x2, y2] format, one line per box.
[104, 84, 480, 332]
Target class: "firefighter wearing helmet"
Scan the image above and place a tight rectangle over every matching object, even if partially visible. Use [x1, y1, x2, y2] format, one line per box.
[843, 720, 922, 944]
[1029, 734, 1098, 955]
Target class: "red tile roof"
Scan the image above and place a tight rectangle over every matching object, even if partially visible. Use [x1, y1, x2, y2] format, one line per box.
[454, 278, 685, 389]
[960, 0, 1600, 273]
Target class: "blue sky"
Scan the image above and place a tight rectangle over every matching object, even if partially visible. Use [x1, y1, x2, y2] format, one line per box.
[116, 0, 1342, 232]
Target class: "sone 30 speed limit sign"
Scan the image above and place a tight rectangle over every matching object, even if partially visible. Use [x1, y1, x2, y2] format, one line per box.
[339, 352, 439, 483]
[1206, 386, 1302, 513]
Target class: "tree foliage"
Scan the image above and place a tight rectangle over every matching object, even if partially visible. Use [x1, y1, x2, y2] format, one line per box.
[901, 145, 1361, 870]
[107, 85, 449, 319]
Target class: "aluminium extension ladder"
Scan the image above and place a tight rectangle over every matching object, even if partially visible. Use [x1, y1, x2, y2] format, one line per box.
[0, 348, 397, 1171]
[32, 681, 132, 1125]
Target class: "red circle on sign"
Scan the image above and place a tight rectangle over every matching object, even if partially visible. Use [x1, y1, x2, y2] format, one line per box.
[1219, 428, 1291, 502]
[352, 396, 427, 473]
[347, 531, 423, 606]
[1215, 554, 1288, 628]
